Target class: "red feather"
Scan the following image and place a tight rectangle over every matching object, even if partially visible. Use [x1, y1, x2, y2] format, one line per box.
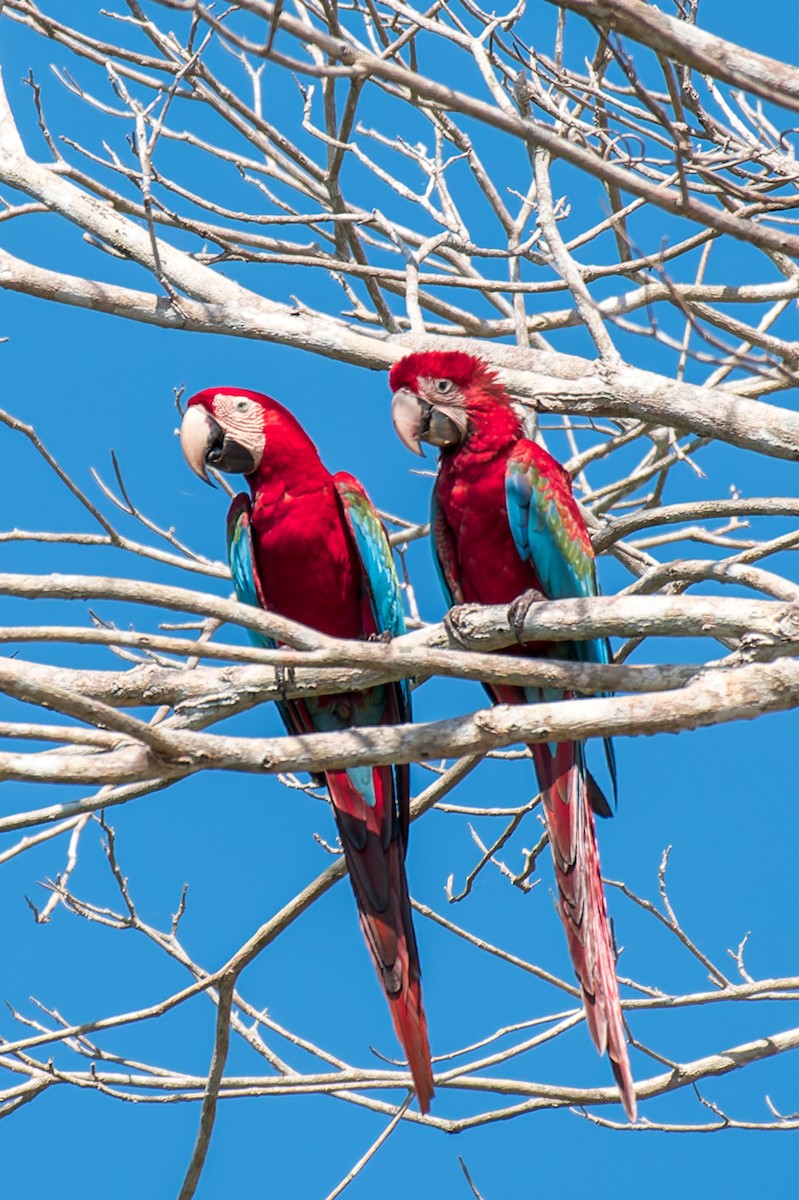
[391, 353, 636, 1120]
[191, 387, 434, 1112]
[326, 765, 433, 1114]
[389, 350, 506, 398]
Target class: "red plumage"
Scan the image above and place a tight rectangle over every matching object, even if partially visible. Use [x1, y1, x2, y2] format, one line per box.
[186, 387, 434, 1112]
[390, 350, 505, 400]
[390, 353, 636, 1119]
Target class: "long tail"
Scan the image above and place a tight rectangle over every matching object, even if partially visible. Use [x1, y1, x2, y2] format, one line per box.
[326, 765, 435, 1113]
[532, 740, 637, 1121]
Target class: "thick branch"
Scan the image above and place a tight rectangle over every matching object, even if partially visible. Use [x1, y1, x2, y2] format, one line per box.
[0, 644, 703, 711]
[549, 0, 799, 113]
[4, 244, 799, 459]
[3, 657, 799, 787]
[4, 570, 799, 660]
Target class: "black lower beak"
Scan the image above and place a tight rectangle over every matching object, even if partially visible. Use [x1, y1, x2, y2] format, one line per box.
[206, 421, 258, 475]
[204, 414, 226, 464]
[420, 403, 462, 449]
[416, 401, 433, 441]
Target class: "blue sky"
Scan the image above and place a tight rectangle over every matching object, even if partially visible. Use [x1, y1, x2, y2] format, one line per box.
[1, 2, 798, 1197]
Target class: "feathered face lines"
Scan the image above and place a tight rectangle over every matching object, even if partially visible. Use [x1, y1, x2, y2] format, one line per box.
[181, 388, 271, 483]
[391, 376, 468, 457]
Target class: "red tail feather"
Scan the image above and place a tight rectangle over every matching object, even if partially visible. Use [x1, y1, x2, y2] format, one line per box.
[327, 767, 435, 1113]
[532, 741, 636, 1121]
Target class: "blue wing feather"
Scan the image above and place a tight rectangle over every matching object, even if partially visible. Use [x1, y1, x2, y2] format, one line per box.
[505, 446, 617, 807]
[430, 490, 461, 609]
[227, 485, 410, 811]
[226, 494, 275, 649]
[506, 454, 593, 598]
[334, 473, 410, 721]
[506, 447, 603, 666]
[334, 474, 413, 817]
[226, 493, 296, 732]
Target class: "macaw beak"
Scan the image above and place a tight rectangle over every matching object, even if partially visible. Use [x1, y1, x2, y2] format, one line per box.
[391, 386, 464, 455]
[180, 405, 217, 484]
[391, 387, 426, 457]
[180, 405, 258, 483]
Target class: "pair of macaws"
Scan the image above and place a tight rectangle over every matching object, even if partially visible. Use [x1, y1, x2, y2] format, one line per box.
[180, 351, 636, 1120]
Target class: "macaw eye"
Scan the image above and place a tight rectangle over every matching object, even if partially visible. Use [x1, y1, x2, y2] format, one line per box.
[435, 379, 455, 396]
[235, 399, 252, 413]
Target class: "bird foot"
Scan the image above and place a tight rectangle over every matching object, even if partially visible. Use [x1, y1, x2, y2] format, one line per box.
[443, 602, 484, 648]
[508, 588, 546, 644]
[367, 630, 393, 643]
[275, 664, 296, 700]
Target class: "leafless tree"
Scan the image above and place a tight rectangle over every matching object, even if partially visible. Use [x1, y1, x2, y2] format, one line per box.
[2, 1, 799, 1194]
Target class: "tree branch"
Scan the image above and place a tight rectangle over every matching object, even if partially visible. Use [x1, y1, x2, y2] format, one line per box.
[549, 0, 799, 113]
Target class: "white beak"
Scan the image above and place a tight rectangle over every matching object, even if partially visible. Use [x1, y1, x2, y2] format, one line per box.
[180, 405, 215, 483]
[391, 387, 425, 457]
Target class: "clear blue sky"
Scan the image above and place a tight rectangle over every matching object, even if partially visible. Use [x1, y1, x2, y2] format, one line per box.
[1, 2, 797, 1197]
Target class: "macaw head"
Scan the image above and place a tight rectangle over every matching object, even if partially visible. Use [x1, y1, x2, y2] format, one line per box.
[389, 351, 518, 457]
[180, 386, 317, 484]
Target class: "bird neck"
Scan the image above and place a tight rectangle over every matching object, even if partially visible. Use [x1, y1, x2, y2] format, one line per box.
[247, 423, 331, 499]
[453, 391, 523, 461]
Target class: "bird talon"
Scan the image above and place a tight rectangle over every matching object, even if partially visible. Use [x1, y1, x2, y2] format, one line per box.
[508, 588, 545, 643]
[274, 664, 296, 700]
[443, 603, 483, 648]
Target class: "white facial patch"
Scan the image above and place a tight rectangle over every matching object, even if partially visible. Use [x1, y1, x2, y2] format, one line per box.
[213, 394, 266, 467]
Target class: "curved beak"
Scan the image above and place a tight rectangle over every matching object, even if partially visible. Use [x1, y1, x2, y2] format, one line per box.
[391, 387, 426, 457]
[391, 386, 465, 456]
[180, 404, 259, 483]
[180, 405, 218, 485]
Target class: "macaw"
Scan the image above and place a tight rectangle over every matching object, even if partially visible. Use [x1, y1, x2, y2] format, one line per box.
[389, 351, 635, 1120]
[180, 387, 434, 1113]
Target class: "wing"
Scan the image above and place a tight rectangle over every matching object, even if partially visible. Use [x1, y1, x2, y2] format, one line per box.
[505, 441, 606, 667]
[226, 492, 297, 733]
[333, 472, 410, 720]
[504, 448, 630, 1105]
[226, 493, 274, 646]
[430, 488, 464, 609]
[505, 442, 617, 803]
[333, 481, 435, 1105]
[334, 472, 413, 833]
[506, 442, 595, 599]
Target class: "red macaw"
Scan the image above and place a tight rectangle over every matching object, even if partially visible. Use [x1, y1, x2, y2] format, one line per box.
[389, 351, 635, 1120]
[180, 387, 434, 1112]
